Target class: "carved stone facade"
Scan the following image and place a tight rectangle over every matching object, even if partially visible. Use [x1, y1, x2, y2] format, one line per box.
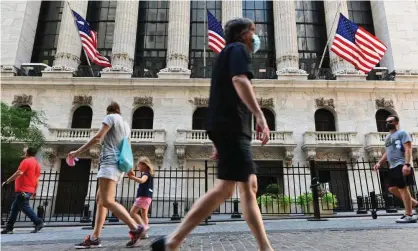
[257, 98, 274, 108]
[12, 94, 32, 106]
[315, 98, 335, 109]
[375, 98, 394, 110]
[73, 95, 93, 106]
[133, 96, 153, 106]
[221, 0, 242, 26]
[193, 97, 209, 106]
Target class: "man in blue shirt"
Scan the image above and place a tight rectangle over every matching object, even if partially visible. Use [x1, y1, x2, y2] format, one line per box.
[373, 115, 417, 223]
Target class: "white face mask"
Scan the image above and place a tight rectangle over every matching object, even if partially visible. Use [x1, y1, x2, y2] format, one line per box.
[252, 33, 261, 53]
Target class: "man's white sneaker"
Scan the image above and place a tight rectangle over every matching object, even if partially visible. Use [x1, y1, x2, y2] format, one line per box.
[395, 215, 417, 223]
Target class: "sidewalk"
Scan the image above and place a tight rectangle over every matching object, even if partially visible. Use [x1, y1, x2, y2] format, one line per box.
[1, 216, 417, 250]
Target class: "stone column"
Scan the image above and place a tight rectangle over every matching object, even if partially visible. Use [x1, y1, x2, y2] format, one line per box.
[101, 1, 139, 79]
[323, 0, 363, 80]
[158, 0, 191, 79]
[222, 0, 242, 26]
[273, 0, 308, 80]
[43, 1, 88, 78]
[1, 0, 41, 76]
[324, 0, 366, 80]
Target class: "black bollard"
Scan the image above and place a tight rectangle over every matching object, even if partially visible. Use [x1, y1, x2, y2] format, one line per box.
[80, 204, 92, 223]
[385, 194, 398, 213]
[356, 196, 368, 214]
[231, 199, 241, 218]
[370, 191, 378, 219]
[171, 201, 181, 221]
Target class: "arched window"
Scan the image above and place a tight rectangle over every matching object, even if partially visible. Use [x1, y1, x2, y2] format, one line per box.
[253, 108, 275, 131]
[192, 107, 208, 130]
[132, 107, 154, 129]
[71, 106, 93, 128]
[314, 109, 336, 131]
[18, 105, 32, 128]
[375, 109, 392, 132]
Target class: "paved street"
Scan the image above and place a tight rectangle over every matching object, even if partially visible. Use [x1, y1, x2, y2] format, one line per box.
[1, 217, 417, 250]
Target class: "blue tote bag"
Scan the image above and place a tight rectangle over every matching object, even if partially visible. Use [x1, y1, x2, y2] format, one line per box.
[114, 120, 134, 172]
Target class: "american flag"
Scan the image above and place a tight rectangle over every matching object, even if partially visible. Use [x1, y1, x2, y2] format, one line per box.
[331, 13, 386, 74]
[207, 10, 225, 54]
[71, 10, 112, 68]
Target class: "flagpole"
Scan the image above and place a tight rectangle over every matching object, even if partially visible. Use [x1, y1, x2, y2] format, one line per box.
[316, 1, 342, 77]
[203, 1, 207, 78]
[66, 1, 95, 77]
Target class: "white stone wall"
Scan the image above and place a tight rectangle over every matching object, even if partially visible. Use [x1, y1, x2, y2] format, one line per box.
[2, 80, 417, 167]
[371, 1, 418, 72]
[0, 0, 41, 68]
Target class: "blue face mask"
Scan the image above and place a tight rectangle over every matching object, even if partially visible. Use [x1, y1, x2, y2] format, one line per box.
[252, 34, 261, 53]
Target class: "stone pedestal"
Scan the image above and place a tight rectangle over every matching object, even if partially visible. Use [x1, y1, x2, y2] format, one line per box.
[1, 65, 18, 77]
[101, 1, 139, 79]
[49, 1, 88, 74]
[158, 1, 191, 78]
[222, 0, 242, 26]
[273, 0, 308, 80]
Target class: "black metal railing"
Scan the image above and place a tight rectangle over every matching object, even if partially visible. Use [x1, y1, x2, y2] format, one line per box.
[1, 159, 417, 225]
[74, 65, 102, 77]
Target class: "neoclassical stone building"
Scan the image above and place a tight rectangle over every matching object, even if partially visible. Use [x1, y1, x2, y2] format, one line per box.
[1, 0, 418, 216]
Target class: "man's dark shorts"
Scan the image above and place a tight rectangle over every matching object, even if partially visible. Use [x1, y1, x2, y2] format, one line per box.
[208, 132, 256, 182]
[388, 165, 415, 189]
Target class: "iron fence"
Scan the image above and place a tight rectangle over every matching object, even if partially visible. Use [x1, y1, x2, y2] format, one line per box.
[1, 159, 417, 226]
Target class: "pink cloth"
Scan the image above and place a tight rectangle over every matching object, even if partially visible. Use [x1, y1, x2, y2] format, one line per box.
[134, 197, 152, 209]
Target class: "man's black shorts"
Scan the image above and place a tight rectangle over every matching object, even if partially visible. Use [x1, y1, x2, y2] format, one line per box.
[208, 132, 256, 182]
[388, 165, 415, 189]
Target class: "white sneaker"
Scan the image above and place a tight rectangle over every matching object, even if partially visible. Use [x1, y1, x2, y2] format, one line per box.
[395, 215, 417, 223]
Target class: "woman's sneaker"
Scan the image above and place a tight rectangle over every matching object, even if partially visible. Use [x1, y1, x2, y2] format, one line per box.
[1, 229, 13, 234]
[126, 225, 145, 248]
[395, 215, 417, 223]
[74, 235, 102, 249]
[140, 234, 149, 239]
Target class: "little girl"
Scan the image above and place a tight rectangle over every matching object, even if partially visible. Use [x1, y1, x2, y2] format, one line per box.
[128, 156, 154, 239]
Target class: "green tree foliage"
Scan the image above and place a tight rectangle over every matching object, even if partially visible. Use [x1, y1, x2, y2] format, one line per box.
[1, 102, 47, 170]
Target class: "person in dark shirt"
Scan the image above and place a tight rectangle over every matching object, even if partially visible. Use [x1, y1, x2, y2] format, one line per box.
[128, 156, 154, 239]
[152, 18, 273, 251]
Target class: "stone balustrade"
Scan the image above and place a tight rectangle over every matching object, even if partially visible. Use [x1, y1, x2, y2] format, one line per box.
[303, 131, 359, 145]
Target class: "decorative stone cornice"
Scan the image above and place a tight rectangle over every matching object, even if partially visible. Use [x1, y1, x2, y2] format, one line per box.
[89, 145, 101, 158]
[175, 145, 186, 167]
[193, 97, 209, 106]
[154, 145, 166, 166]
[73, 95, 92, 106]
[42, 147, 58, 168]
[375, 98, 394, 109]
[168, 53, 189, 63]
[257, 98, 274, 108]
[276, 55, 299, 64]
[133, 96, 153, 106]
[102, 65, 133, 74]
[1, 65, 17, 74]
[12, 94, 33, 106]
[159, 67, 191, 73]
[43, 65, 75, 72]
[315, 98, 335, 109]
[396, 69, 418, 75]
[276, 68, 307, 75]
[54, 52, 81, 64]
